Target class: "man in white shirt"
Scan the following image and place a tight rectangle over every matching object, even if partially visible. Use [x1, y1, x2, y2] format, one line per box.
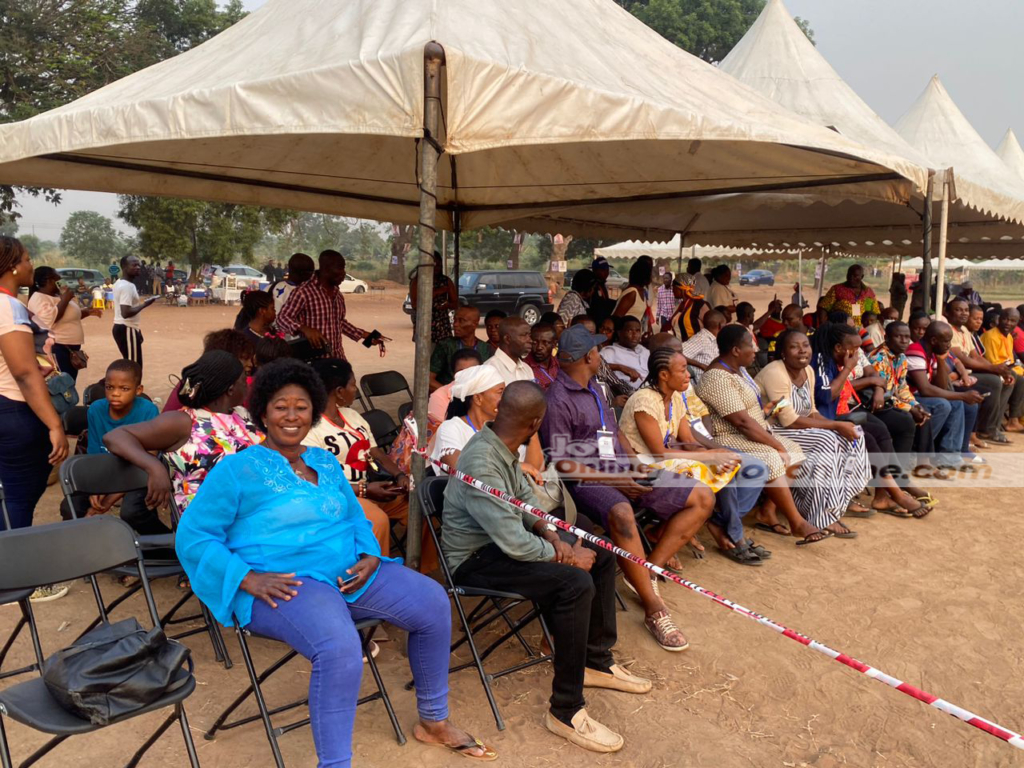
[685, 257, 711, 300]
[706, 266, 737, 320]
[483, 316, 536, 384]
[681, 310, 725, 387]
[112, 255, 158, 370]
[600, 316, 649, 390]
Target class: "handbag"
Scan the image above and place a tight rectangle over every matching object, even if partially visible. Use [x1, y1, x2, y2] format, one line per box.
[37, 353, 79, 415]
[70, 348, 89, 370]
[42, 617, 192, 725]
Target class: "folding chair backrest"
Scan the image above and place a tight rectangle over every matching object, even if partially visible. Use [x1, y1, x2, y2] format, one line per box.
[60, 454, 151, 498]
[62, 405, 89, 437]
[362, 408, 400, 447]
[360, 370, 413, 407]
[417, 476, 457, 584]
[0, 517, 141, 591]
[397, 401, 413, 424]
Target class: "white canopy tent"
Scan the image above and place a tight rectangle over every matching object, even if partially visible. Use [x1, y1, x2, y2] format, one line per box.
[997, 130, 1024, 183]
[896, 75, 1024, 309]
[0, 0, 935, 564]
[594, 235, 797, 262]
[684, 0, 1024, 267]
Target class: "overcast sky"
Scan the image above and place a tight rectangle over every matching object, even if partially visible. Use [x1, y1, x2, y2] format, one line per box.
[13, 0, 1023, 240]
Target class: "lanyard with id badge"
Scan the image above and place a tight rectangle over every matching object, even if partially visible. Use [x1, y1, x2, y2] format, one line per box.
[588, 385, 617, 460]
[682, 391, 713, 440]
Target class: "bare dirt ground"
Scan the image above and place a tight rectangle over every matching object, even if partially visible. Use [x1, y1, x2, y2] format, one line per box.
[3, 285, 1024, 768]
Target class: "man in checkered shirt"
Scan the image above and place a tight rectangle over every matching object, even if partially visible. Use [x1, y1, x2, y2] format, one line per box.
[276, 250, 386, 360]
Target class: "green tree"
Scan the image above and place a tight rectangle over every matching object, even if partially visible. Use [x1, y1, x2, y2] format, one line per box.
[0, 0, 248, 224]
[616, 0, 813, 63]
[60, 210, 126, 268]
[18, 234, 43, 258]
[118, 196, 290, 272]
[0, 219, 16, 237]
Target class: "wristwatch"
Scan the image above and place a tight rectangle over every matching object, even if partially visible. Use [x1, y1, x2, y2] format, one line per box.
[544, 523, 557, 535]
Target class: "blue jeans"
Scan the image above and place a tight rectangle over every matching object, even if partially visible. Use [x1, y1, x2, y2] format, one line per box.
[0, 396, 53, 530]
[247, 562, 451, 768]
[961, 400, 979, 455]
[917, 397, 964, 466]
[713, 454, 769, 545]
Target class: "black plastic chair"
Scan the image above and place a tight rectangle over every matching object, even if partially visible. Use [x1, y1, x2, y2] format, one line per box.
[397, 402, 413, 425]
[58, 455, 230, 669]
[0, 481, 44, 683]
[204, 618, 404, 767]
[361, 409, 401, 450]
[0, 517, 201, 768]
[60, 406, 89, 439]
[416, 476, 553, 731]
[359, 371, 412, 413]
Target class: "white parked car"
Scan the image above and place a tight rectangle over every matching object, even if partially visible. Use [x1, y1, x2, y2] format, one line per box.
[339, 274, 368, 294]
[212, 264, 266, 286]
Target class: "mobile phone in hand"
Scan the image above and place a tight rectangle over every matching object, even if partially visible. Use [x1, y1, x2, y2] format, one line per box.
[362, 330, 382, 348]
[340, 571, 359, 586]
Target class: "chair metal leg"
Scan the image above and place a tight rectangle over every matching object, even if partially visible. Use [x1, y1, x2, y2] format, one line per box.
[614, 588, 627, 612]
[0, 617, 26, 679]
[205, 646, 296, 739]
[123, 710, 177, 768]
[452, 596, 505, 731]
[177, 704, 202, 768]
[490, 598, 537, 657]
[22, 601, 44, 674]
[361, 629, 406, 745]
[232, 627, 286, 768]
[0, 714, 12, 768]
[16, 734, 68, 768]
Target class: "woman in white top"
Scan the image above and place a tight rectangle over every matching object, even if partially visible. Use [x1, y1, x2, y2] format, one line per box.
[612, 258, 656, 336]
[27, 266, 102, 383]
[431, 366, 544, 480]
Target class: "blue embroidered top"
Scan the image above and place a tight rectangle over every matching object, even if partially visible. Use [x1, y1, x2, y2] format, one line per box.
[175, 444, 388, 627]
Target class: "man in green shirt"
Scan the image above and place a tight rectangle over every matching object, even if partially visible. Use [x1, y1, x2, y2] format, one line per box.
[443, 381, 650, 754]
[429, 305, 492, 391]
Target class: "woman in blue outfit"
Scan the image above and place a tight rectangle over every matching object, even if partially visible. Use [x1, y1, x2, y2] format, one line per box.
[176, 358, 496, 767]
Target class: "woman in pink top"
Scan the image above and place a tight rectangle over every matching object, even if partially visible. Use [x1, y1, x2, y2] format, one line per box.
[0, 239, 69, 530]
[27, 266, 102, 382]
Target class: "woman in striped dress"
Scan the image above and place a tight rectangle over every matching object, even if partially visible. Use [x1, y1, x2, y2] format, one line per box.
[695, 325, 832, 547]
[755, 329, 871, 537]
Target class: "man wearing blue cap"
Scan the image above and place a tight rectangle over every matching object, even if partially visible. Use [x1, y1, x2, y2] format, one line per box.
[539, 325, 715, 653]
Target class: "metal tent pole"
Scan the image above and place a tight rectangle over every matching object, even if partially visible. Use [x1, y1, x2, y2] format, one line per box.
[407, 42, 445, 569]
[921, 172, 935, 315]
[451, 155, 461, 291]
[797, 248, 803, 307]
[934, 177, 950, 319]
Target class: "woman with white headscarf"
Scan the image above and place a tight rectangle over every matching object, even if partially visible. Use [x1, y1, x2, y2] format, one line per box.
[431, 366, 545, 479]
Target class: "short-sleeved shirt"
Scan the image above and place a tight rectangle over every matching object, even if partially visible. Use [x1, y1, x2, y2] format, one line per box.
[28, 292, 84, 345]
[432, 416, 526, 465]
[618, 387, 686, 458]
[302, 408, 377, 484]
[430, 337, 493, 386]
[681, 329, 719, 369]
[482, 347, 534, 385]
[600, 343, 650, 390]
[980, 328, 1014, 367]
[113, 279, 141, 328]
[86, 398, 160, 454]
[905, 341, 938, 392]
[1013, 326, 1024, 356]
[527, 355, 560, 390]
[0, 294, 33, 402]
[539, 370, 627, 474]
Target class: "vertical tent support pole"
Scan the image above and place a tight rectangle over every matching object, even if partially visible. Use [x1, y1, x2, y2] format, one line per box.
[677, 236, 683, 275]
[451, 155, 461, 291]
[921, 172, 935, 316]
[407, 42, 445, 569]
[934, 177, 950, 319]
[797, 249, 803, 307]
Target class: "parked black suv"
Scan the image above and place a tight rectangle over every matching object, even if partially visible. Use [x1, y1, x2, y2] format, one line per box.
[459, 270, 553, 325]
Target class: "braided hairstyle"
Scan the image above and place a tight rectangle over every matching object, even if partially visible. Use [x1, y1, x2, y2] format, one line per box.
[643, 346, 682, 391]
[809, 322, 858, 369]
[0, 237, 26, 277]
[234, 290, 273, 330]
[178, 350, 244, 408]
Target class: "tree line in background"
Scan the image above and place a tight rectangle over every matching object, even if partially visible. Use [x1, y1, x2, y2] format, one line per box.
[3, 0, 812, 278]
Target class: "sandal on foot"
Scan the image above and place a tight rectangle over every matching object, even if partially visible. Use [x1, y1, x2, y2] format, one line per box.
[876, 505, 912, 518]
[719, 545, 763, 567]
[796, 530, 833, 546]
[915, 493, 938, 507]
[747, 540, 772, 560]
[845, 503, 876, 518]
[754, 522, 791, 537]
[829, 523, 858, 539]
[907, 503, 932, 519]
[418, 737, 498, 762]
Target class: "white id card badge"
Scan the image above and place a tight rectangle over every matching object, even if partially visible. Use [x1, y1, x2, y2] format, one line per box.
[851, 302, 861, 319]
[690, 418, 712, 440]
[596, 429, 616, 460]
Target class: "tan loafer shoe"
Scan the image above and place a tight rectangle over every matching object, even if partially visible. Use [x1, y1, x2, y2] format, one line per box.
[584, 664, 652, 694]
[544, 709, 624, 753]
[644, 610, 690, 652]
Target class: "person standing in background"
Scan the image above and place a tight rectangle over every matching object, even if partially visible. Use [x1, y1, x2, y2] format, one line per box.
[270, 252, 315, 317]
[889, 273, 908, 320]
[409, 251, 458, 344]
[706, 266, 737, 320]
[112, 255, 158, 371]
[656, 272, 676, 329]
[27, 266, 102, 383]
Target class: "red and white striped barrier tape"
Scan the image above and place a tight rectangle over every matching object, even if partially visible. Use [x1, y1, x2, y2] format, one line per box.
[413, 441, 1024, 751]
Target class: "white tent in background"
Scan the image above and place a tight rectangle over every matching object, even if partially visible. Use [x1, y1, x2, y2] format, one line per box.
[0, 0, 925, 242]
[681, 0, 1024, 260]
[997, 130, 1024, 182]
[896, 77, 1024, 227]
[594, 235, 797, 261]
